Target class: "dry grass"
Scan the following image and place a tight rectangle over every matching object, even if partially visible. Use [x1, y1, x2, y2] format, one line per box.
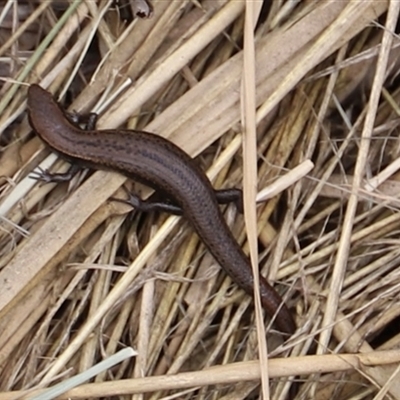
[1, 0, 400, 399]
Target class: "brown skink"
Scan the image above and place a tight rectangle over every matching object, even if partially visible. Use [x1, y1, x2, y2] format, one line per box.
[27, 84, 296, 334]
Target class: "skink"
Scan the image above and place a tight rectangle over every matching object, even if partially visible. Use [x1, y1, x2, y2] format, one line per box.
[27, 84, 296, 334]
